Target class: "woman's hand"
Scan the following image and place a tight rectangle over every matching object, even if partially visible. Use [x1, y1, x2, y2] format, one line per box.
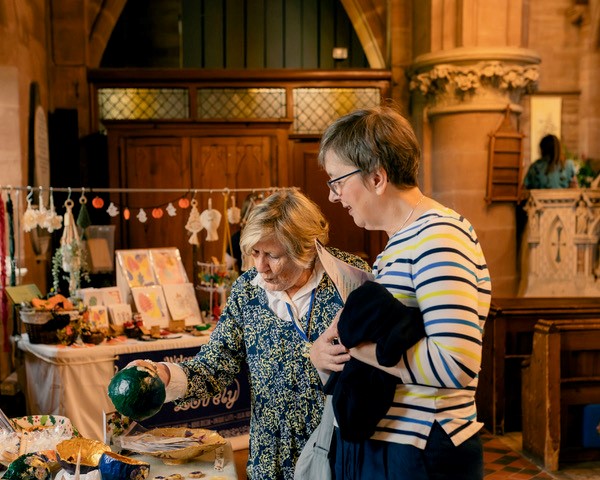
[126, 359, 171, 386]
[310, 312, 351, 373]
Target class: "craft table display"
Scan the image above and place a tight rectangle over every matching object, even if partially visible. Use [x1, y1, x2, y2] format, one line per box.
[52, 445, 239, 480]
[15, 333, 251, 443]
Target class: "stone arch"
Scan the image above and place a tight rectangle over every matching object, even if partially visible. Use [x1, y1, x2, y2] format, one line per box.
[87, 0, 128, 68]
[340, 0, 387, 68]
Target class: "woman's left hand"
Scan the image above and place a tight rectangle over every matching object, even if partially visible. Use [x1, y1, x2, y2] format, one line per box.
[310, 312, 351, 373]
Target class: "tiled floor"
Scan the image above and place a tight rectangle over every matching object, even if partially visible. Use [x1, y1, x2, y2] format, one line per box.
[233, 431, 600, 480]
[484, 431, 600, 480]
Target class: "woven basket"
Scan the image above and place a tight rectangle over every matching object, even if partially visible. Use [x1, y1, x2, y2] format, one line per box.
[20, 309, 80, 345]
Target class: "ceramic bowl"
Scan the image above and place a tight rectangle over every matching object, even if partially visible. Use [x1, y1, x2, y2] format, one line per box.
[125, 427, 227, 464]
[98, 451, 150, 480]
[56, 437, 111, 474]
[11, 415, 78, 438]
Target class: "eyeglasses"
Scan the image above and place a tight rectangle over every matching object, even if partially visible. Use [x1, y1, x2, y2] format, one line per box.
[327, 169, 361, 196]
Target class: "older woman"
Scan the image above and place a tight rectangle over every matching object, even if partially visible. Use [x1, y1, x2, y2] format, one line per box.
[129, 188, 369, 480]
[311, 106, 492, 480]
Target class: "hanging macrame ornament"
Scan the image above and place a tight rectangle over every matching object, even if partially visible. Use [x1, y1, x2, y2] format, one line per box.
[166, 202, 177, 216]
[185, 199, 202, 245]
[200, 197, 222, 241]
[107, 202, 119, 217]
[37, 188, 47, 223]
[76, 192, 91, 239]
[60, 199, 83, 295]
[23, 190, 40, 232]
[42, 188, 63, 232]
[227, 195, 241, 224]
[137, 208, 148, 223]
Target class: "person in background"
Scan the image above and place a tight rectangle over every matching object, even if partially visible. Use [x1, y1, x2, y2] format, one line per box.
[523, 134, 578, 189]
[311, 106, 492, 480]
[124, 188, 369, 480]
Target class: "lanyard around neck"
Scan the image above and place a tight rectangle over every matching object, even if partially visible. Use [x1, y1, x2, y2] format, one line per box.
[285, 288, 316, 343]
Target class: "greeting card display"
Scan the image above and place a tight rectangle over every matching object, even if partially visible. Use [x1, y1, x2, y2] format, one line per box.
[116, 250, 157, 288]
[149, 248, 188, 285]
[131, 286, 170, 328]
[162, 283, 202, 326]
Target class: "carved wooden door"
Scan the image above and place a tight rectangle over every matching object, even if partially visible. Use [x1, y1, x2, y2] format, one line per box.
[190, 135, 275, 263]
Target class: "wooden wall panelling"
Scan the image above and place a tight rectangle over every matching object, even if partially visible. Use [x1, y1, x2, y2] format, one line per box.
[246, 0, 266, 68]
[120, 136, 194, 274]
[190, 135, 275, 263]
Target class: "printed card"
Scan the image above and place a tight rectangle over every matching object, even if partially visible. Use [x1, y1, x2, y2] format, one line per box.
[108, 303, 132, 327]
[116, 250, 157, 288]
[131, 286, 170, 328]
[100, 286, 123, 305]
[162, 283, 202, 326]
[87, 305, 110, 331]
[149, 247, 188, 285]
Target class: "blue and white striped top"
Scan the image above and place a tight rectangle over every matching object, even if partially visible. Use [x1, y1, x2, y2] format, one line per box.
[370, 207, 492, 449]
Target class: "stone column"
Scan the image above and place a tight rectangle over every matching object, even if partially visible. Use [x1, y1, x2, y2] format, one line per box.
[409, 47, 540, 296]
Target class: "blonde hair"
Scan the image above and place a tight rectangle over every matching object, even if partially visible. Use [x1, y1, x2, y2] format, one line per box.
[240, 188, 329, 268]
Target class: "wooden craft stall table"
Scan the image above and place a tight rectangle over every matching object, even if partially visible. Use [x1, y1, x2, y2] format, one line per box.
[15, 332, 250, 449]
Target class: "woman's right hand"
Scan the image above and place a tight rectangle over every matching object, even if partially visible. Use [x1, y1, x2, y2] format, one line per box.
[126, 359, 171, 387]
[310, 312, 351, 373]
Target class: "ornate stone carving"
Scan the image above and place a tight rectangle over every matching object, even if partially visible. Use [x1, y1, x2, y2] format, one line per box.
[520, 189, 600, 297]
[409, 61, 539, 100]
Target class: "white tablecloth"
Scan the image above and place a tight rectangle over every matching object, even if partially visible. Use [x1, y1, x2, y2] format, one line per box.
[15, 333, 212, 442]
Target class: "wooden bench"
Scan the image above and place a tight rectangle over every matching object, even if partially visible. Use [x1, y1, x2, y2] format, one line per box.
[477, 297, 600, 435]
[521, 319, 600, 471]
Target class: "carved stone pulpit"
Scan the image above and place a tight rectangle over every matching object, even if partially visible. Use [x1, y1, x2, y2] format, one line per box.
[520, 189, 600, 296]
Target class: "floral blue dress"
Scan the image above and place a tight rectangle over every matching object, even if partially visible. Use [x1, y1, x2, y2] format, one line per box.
[177, 249, 369, 480]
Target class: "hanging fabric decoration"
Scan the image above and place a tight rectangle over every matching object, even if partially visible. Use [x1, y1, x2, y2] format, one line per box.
[227, 195, 241, 224]
[200, 197, 222, 241]
[166, 202, 177, 216]
[221, 193, 234, 264]
[76, 191, 91, 239]
[42, 188, 63, 232]
[37, 188, 47, 224]
[106, 202, 119, 217]
[0, 193, 9, 352]
[60, 199, 83, 296]
[137, 208, 148, 223]
[185, 199, 202, 245]
[6, 192, 16, 286]
[23, 189, 39, 232]
[123, 208, 131, 220]
[178, 197, 190, 209]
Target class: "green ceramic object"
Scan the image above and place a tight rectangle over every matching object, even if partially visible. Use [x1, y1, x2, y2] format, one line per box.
[108, 365, 166, 421]
[3, 453, 51, 480]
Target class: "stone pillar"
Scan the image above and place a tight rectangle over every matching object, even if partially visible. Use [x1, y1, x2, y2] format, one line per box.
[409, 47, 540, 296]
